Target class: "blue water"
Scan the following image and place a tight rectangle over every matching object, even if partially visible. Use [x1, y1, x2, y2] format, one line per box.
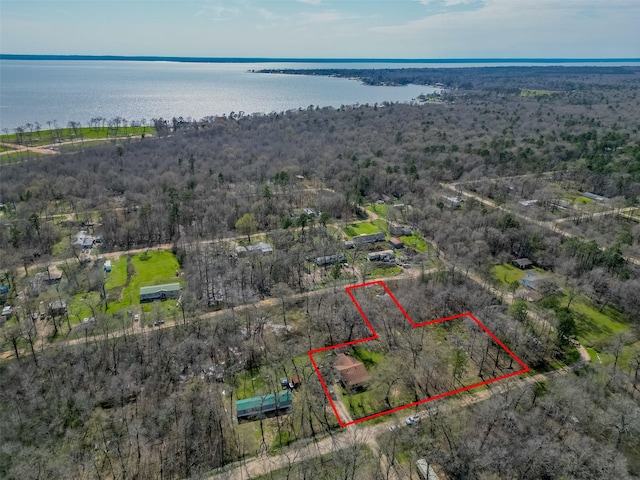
[0, 60, 441, 131]
[1, 58, 639, 131]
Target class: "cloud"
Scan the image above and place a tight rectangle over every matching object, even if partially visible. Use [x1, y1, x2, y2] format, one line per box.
[371, 0, 640, 57]
[417, 0, 480, 6]
[442, 0, 476, 5]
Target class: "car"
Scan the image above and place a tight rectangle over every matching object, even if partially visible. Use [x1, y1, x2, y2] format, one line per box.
[388, 424, 400, 432]
[280, 378, 289, 390]
[405, 415, 420, 426]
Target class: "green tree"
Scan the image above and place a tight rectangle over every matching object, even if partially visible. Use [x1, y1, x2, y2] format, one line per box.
[509, 300, 528, 323]
[556, 308, 576, 347]
[452, 348, 469, 385]
[236, 213, 258, 242]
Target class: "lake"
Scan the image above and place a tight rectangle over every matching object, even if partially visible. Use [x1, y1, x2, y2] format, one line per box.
[0, 60, 442, 131]
[2, 59, 639, 132]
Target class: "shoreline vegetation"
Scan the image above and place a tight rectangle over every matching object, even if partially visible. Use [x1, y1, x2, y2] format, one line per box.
[257, 65, 640, 86]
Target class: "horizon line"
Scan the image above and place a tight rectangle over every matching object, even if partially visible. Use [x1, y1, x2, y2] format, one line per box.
[2, 54, 640, 64]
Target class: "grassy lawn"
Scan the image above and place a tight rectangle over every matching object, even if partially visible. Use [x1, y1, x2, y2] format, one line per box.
[234, 369, 269, 400]
[574, 195, 594, 205]
[369, 265, 402, 278]
[566, 296, 629, 347]
[366, 203, 388, 219]
[491, 264, 525, 286]
[0, 126, 156, 146]
[520, 89, 559, 97]
[491, 264, 539, 286]
[0, 151, 46, 164]
[344, 221, 386, 237]
[400, 234, 430, 253]
[104, 255, 128, 289]
[104, 251, 182, 313]
[352, 345, 384, 368]
[68, 291, 102, 321]
[234, 421, 264, 458]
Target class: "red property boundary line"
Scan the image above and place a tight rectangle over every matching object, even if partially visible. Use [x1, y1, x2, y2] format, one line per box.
[308, 280, 530, 427]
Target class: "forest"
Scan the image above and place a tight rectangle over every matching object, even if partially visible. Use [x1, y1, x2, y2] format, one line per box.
[1, 66, 640, 479]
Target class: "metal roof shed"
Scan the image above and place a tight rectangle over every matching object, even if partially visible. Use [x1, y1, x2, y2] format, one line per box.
[236, 391, 292, 419]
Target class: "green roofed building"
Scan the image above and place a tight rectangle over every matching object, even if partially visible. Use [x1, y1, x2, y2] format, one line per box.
[236, 390, 292, 419]
[139, 283, 181, 302]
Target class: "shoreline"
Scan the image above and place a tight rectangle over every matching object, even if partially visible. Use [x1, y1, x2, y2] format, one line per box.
[2, 54, 640, 64]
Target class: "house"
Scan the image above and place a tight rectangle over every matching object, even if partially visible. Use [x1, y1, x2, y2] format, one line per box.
[512, 258, 533, 269]
[334, 353, 370, 389]
[389, 237, 404, 249]
[551, 199, 571, 210]
[351, 232, 386, 245]
[582, 192, 609, 203]
[73, 231, 95, 250]
[444, 196, 464, 208]
[47, 266, 63, 283]
[139, 283, 181, 302]
[389, 224, 412, 236]
[236, 242, 273, 256]
[368, 250, 394, 262]
[235, 390, 292, 419]
[48, 300, 67, 316]
[520, 272, 544, 291]
[316, 254, 345, 266]
[30, 272, 47, 296]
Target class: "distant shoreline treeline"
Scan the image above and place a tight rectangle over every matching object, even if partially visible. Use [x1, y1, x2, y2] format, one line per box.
[2, 54, 640, 64]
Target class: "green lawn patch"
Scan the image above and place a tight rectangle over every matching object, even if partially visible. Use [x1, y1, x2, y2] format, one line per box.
[566, 296, 629, 347]
[0, 151, 46, 164]
[520, 89, 559, 97]
[369, 265, 402, 278]
[491, 264, 527, 286]
[366, 203, 388, 219]
[351, 345, 384, 369]
[106, 251, 181, 313]
[234, 369, 268, 400]
[0, 126, 156, 146]
[575, 195, 594, 204]
[400, 234, 430, 253]
[104, 256, 128, 289]
[68, 292, 102, 321]
[344, 221, 385, 237]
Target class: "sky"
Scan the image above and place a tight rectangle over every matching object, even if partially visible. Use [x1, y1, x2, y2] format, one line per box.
[1, 0, 639, 59]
